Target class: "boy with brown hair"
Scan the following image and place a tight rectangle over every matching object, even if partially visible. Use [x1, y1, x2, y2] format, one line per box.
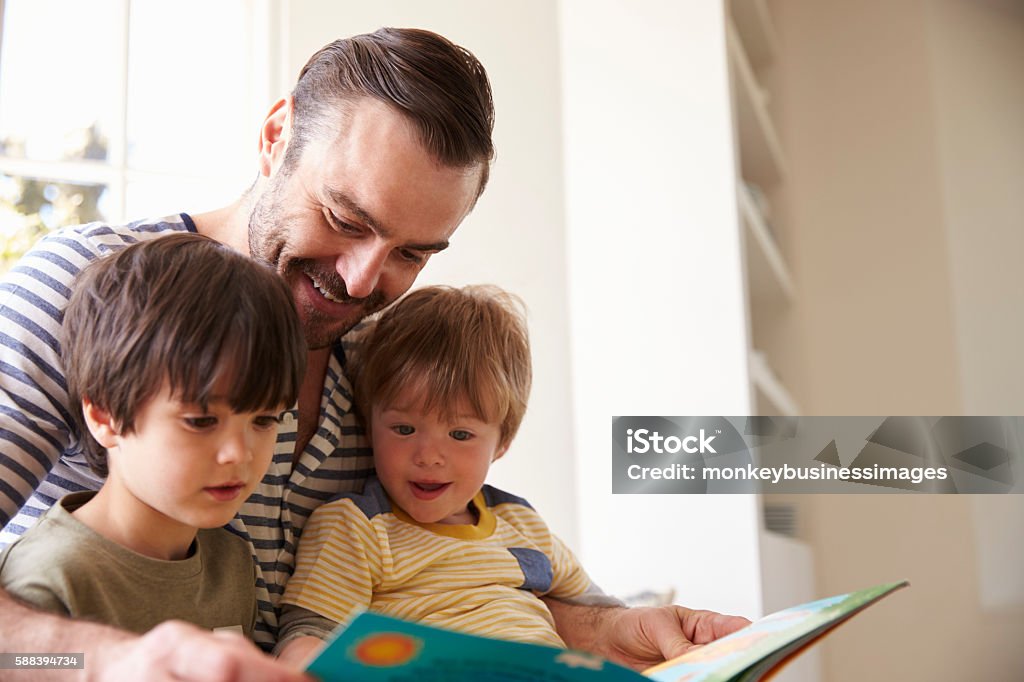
[0, 233, 305, 636]
[276, 285, 602, 664]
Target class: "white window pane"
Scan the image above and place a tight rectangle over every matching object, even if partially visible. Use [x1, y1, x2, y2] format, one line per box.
[0, 0, 123, 163]
[126, 0, 255, 183]
[125, 176, 243, 221]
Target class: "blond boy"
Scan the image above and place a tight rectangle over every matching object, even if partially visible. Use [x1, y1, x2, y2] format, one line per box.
[277, 285, 600, 664]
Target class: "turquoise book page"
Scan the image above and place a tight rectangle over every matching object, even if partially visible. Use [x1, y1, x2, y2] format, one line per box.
[305, 611, 646, 682]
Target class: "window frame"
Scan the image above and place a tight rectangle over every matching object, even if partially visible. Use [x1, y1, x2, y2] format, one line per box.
[0, 0, 284, 225]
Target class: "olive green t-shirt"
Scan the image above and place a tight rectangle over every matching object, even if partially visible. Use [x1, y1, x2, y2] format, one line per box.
[0, 491, 257, 636]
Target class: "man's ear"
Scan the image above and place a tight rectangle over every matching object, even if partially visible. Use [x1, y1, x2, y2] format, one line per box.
[258, 96, 294, 178]
[81, 398, 120, 449]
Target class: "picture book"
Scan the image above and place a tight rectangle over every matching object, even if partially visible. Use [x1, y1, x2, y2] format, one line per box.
[304, 580, 908, 682]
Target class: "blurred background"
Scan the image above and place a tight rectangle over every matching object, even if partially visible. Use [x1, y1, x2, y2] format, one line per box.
[1, 1, 1021, 679]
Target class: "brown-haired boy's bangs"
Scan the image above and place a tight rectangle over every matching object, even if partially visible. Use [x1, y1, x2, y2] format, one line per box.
[159, 275, 304, 414]
[356, 285, 530, 445]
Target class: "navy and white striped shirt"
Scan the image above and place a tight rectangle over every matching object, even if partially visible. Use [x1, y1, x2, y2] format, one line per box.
[0, 214, 374, 649]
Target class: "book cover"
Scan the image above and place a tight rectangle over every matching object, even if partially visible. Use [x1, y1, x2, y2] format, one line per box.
[304, 580, 908, 682]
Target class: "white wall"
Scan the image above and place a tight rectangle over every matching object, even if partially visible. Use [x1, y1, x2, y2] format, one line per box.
[927, 0, 1024, 617]
[928, 0, 1024, 416]
[765, 1, 1024, 679]
[285, 1, 580, 546]
[560, 0, 762, 617]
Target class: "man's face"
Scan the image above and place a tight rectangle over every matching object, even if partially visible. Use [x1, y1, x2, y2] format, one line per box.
[248, 98, 482, 349]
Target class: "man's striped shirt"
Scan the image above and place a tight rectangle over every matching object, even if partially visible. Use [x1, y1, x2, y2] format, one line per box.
[0, 215, 373, 649]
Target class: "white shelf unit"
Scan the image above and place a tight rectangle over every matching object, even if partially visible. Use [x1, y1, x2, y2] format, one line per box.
[738, 181, 794, 307]
[729, 10, 816, 671]
[728, 18, 787, 188]
[728, 0, 798, 419]
[730, 0, 780, 69]
[749, 350, 800, 417]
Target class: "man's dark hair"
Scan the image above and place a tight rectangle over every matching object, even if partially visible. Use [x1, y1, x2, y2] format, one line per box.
[287, 27, 495, 197]
[62, 232, 306, 476]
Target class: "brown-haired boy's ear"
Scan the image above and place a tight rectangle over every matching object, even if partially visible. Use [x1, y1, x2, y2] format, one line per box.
[81, 398, 120, 450]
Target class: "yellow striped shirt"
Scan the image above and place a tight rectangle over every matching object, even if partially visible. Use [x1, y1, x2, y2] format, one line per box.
[282, 479, 592, 647]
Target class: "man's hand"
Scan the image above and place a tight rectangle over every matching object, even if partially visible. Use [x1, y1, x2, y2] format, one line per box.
[600, 605, 751, 670]
[92, 621, 310, 682]
[546, 599, 751, 671]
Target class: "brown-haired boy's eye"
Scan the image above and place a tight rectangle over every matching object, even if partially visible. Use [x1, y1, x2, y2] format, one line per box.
[253, 415, 282, 429]
[184, 416, 217, 430]
[450, 430, 473, 441]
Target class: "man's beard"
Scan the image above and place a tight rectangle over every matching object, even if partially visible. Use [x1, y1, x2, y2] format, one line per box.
[282, 258, 387, 349]
[248, 177, 387, 349]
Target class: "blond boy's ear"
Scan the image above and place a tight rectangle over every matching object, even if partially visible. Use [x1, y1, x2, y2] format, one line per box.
[81, 398, 120, 449]
[492, 443, 510, 462]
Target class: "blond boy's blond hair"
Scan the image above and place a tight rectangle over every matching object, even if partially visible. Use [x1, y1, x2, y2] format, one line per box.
[354, 285, 531, 447]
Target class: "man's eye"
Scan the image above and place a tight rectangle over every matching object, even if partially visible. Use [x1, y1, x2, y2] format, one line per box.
[392, 424, 415, 436]
[450, 430, 473, 441]
[397, 248, 424, 265]
[184, 416, 217, 429]
[326, 211, 360, 234]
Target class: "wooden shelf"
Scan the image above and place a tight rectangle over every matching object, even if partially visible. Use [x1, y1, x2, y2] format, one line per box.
[739, 182, 794, 307]
[749, 350, 800, 416]
[729, 0, 780, 69]
[728, 19, 787, 187]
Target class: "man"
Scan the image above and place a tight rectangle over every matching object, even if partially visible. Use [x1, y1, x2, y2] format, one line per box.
[0, 28, 747, 681]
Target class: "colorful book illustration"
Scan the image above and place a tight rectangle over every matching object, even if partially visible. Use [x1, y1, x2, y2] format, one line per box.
[305, 580, 908, 682]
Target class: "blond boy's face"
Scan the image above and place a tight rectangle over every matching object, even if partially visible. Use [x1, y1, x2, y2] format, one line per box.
[371, 387, 508, 525]
[98, 383, 281, 535]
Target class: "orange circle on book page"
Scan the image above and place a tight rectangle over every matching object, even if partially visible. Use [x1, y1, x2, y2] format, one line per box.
[351, 633, 421, 667]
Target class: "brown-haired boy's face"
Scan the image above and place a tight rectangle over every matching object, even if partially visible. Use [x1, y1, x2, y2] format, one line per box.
[248, 98, 482, 349]
[94, 382, 282, 544]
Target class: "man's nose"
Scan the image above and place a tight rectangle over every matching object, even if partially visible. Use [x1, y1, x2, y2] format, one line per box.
[339, 242, 389, 300]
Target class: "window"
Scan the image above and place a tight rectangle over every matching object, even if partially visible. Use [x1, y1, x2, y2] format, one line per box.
[0, 0, 280, 269]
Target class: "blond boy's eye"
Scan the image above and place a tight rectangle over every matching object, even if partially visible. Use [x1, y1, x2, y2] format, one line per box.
[393, 425, 415, 436]
[450, 430, 472, 441]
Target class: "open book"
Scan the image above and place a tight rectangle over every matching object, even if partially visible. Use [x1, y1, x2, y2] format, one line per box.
[304, 580, 907, 682]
